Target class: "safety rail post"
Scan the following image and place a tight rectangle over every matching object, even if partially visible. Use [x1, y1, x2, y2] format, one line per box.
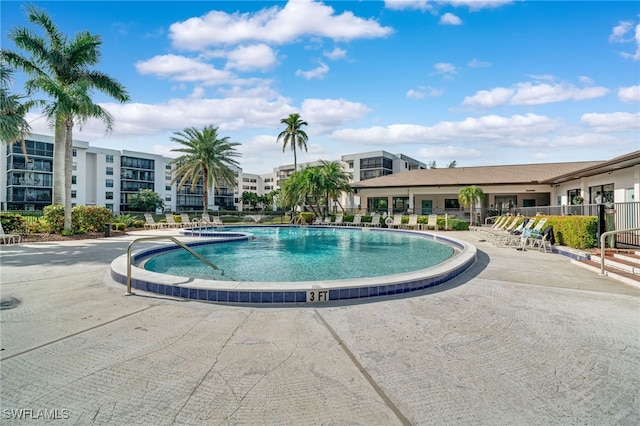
[126, 235, 222, 295]
[599, 227, 640, 275]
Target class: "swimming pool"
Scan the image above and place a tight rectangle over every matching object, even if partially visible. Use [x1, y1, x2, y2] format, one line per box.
[110, 226, 477, 305]
[144, 226, 455, 282]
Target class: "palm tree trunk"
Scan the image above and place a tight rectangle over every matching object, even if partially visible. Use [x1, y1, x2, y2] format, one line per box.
[202, 169, 209, 214]
[63, 117, 74, 231]
[52, 121, 66, 206]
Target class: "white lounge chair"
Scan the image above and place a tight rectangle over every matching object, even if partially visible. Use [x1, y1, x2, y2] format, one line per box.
[333, 214, 344, 226]
[423, 214, 439, 231]
[164, 213, 184, 228]
[401, 214, 419, 230]
[144, 213, 164, 229]
[365, 213, 381, 227]
[0, 223, 21, 244]
[389, 215, 403, 229]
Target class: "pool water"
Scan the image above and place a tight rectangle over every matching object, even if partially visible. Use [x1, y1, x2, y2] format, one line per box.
[143, 226, 455, 282]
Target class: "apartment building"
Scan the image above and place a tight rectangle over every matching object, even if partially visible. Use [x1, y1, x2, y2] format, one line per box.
[1, 134, 239, 213]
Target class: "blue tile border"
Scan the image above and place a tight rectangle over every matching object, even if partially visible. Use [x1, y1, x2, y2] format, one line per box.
[111, 228, 478, 305]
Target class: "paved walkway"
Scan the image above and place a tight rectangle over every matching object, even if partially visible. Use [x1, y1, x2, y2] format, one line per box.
[1, 229, 638, 425]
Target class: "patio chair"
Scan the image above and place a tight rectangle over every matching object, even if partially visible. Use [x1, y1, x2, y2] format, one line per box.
[144, 213, 164, 229]
[521, 218, 549, 249]
[164, 213, 183, 228]
[423, 214, 439, 231]
[389, 215, 403, 229]
[180, 213, 194, 225]
[347, 214, 363, 226]
[312, 216, 323, 225]
[401, 214, 419, 230]
[333, 214, 344, 226]
[364, 213, 381, 227]
[0, 223, 21, 244]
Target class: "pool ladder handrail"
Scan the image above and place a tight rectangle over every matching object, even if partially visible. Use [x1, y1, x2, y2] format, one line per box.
[125, 236, 222, 295]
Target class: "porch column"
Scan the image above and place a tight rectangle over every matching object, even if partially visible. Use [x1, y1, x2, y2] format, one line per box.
[408, 188, 415, 214]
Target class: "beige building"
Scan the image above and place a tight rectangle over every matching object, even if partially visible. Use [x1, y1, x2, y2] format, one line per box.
[351, 151, 640, 223]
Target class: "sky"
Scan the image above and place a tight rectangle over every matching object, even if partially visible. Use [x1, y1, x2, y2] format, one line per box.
[2, 0, 639, 175]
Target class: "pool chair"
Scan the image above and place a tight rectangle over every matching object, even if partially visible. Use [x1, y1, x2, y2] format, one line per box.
[333, 214, 344, 226]
[144, 213, 165, 229]
[164, 213, 184, 228]
[364, 213, 381, 227]
[312, 216, 323, 225]
[423, 214, 439, 231]
[0, 223, 21, 245]
[388, 215, 403, 229]
[180, 213, 195, 225]
[401, 214, 419, 230]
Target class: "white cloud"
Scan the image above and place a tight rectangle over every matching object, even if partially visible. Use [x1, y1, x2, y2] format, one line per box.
[169, 0, 393, 50]
[300, 98, 371, 133]
[135, 55, 235, 85]
[463, 81, 609, 108]
[330, 113, 561, 145]
[224, 44, 278, 72]
[324, 47, 347, 60]
[295, 61, 329, 80]
[431, 62, 458, 78]
[383, 0, 431, 11]
[581, 112, 640, 133]
[440, 13, 462, 25]
[618, 85, 640, 103]
[609, 20, 634, 43]
[578, 76, 594, 85]
[620, 23, 640, 61]
[468, 58, 491, 68]
[406, 86, 444, 99]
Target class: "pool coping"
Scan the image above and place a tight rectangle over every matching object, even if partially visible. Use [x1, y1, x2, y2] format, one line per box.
[110, 226, 477, 305]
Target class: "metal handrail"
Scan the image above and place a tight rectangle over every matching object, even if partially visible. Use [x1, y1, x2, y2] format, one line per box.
[125, 236, 222, 295]
[599, 227, 640, 275]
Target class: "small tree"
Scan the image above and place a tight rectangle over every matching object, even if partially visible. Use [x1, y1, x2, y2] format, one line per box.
[129, 189, 163, 212]
[458, 185, 485, 226]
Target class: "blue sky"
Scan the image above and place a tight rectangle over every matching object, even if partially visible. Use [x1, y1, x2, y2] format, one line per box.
[3, 0, 639, 174]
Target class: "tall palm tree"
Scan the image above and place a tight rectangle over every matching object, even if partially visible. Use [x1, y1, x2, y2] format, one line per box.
[458, 185, 485, 227]
[318, 160, 352, 214]
[0, 63, 41, 158]
[2, 5, 129, 231]
[170, 126, 241, 214]
[277, 113, 308, 172]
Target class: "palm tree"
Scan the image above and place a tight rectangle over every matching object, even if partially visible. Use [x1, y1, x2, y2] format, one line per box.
[458, 185, 485, 227]
[170, 126, 241, 214]
[277, 113, 308, 172]
[0, 64, 41, 158]
[2, 5, 129, 231]
[318, 160, 352, 214]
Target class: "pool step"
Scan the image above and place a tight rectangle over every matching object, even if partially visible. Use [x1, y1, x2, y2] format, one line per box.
[571, 249, 640, 288]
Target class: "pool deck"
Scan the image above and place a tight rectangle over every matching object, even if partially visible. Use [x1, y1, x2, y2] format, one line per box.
[1, 228, 638, 425]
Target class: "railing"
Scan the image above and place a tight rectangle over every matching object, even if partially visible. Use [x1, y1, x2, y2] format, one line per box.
[600, 228, 640, 275]
[125, 236, 222, 295]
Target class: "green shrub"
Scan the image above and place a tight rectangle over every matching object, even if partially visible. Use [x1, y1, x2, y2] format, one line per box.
[27, 219, 49, 234]
[113, 213, 138, 228]
[0, 213, 28, 234]
[114, 222, 127, 231]
[43, 205, 113, 233]
[296, 212, 315, 224]
[541, 215, 598, 249]
[132, 219, 146, 228]
[444, 218, 469, 231]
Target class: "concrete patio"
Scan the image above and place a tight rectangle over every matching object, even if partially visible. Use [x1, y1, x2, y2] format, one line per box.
[1, 229, 638, 425]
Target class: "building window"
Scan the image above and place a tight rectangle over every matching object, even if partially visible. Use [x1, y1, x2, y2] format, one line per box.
[165, 185, 172, 191]
[106, 192, 114, 200]
[392, 197, 409, 212]
[106, 179, 114, 188]
[347, 161, 354, 169]
[367, 197, 388, 212]
[105, 204, 113, 211]
[72, 162, 77, 171]
[589, 183, 614, 204]
[165, 173, 172, 180]
[72, 148, 77, 157]
[444, 199, 460, 209]
[165, 164, 172, 170]
[71, 190, 77, 198]
[106, 154, 114, 163]
[106, 167, 114, 176]
[165, 195, 171, 201]
[72, 175, 77, 185]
